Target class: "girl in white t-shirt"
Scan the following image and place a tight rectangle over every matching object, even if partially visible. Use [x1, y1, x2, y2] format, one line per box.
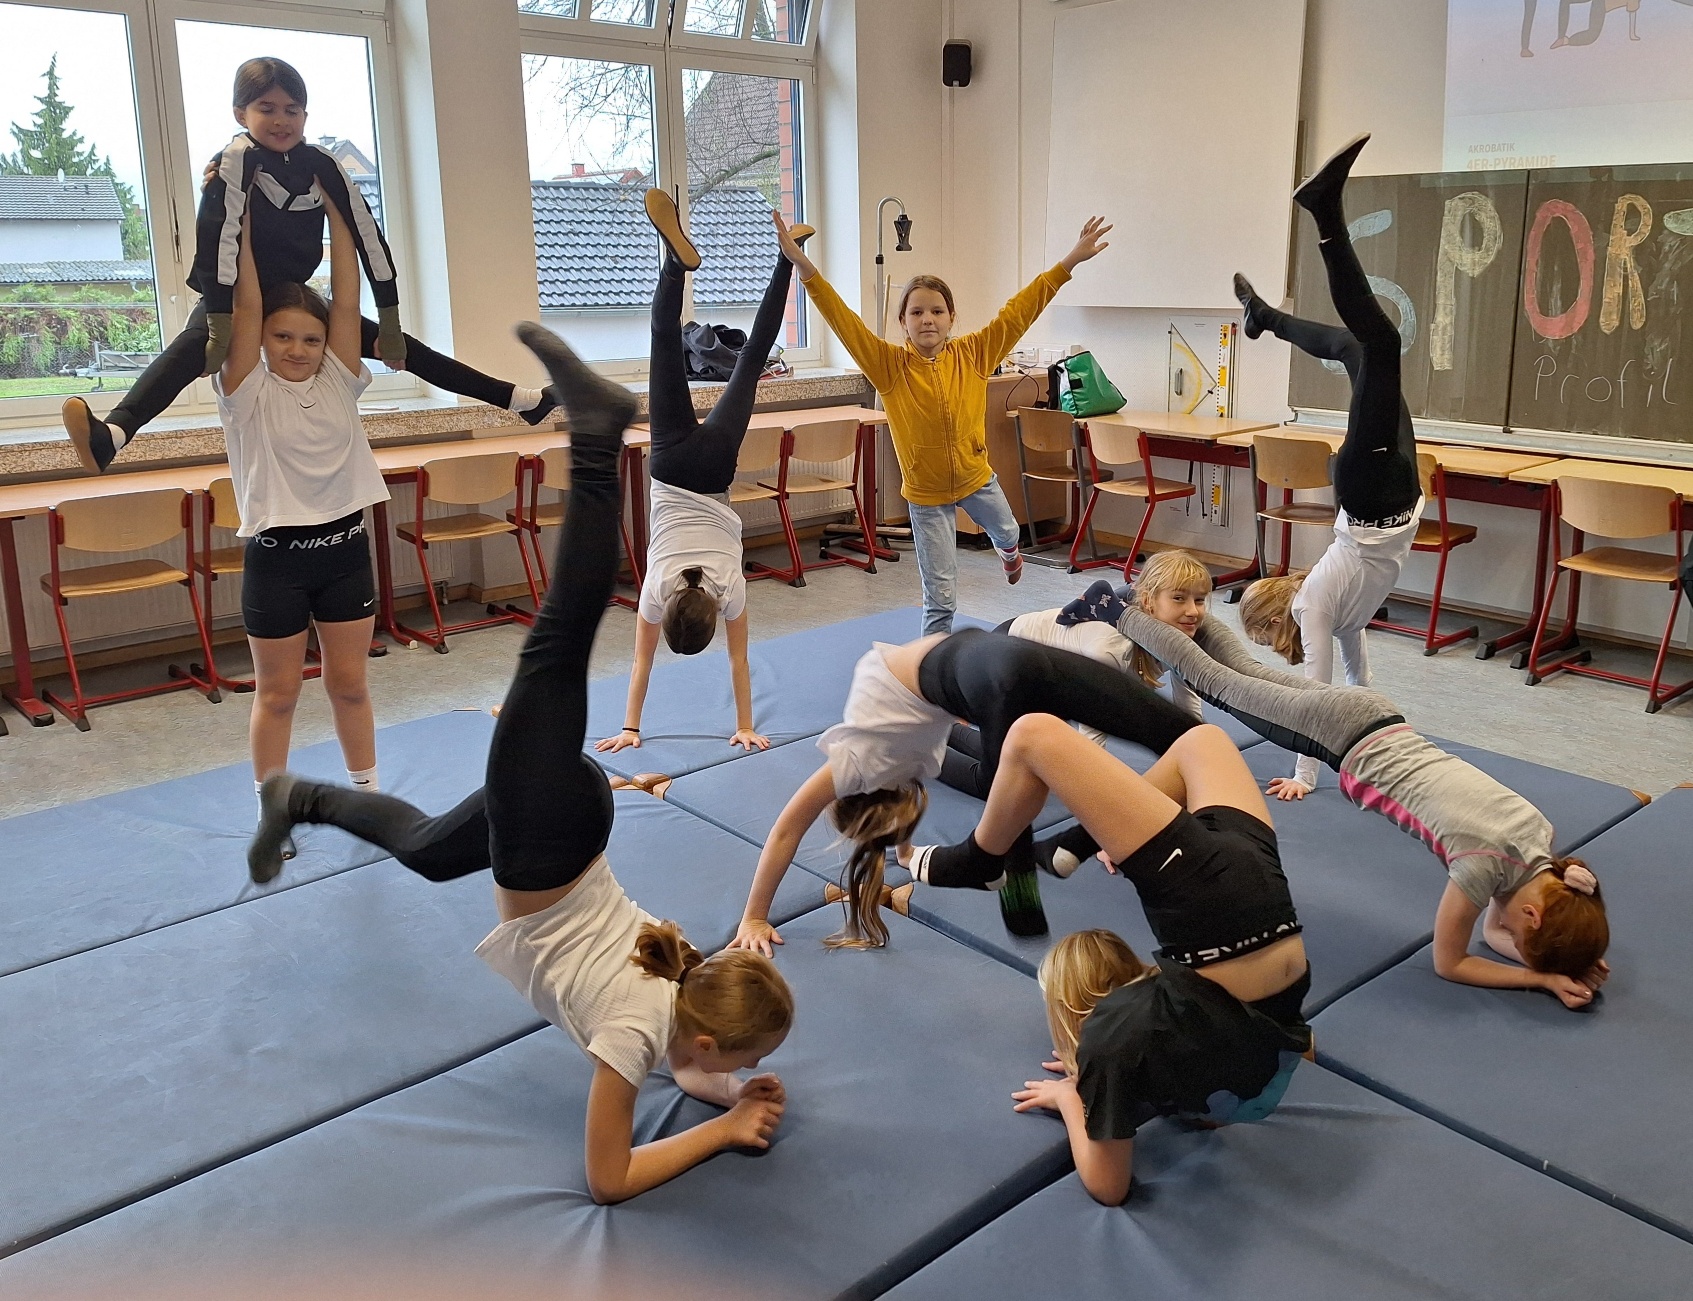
[217, 195, 389, 802]
[253, 329, 795, 1202]
[597, 192, 813, 760]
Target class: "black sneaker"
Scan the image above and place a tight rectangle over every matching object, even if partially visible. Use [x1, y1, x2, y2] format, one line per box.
[250, 773, 304, 885]
[999, 867, 1050, 937]
[61, 398, 120, 474]
[1293, 132, 1371, 217]
[519, 385, 562, 427]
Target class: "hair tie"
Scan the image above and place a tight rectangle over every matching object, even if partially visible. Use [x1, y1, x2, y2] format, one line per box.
[1563, 863, 1598, 896]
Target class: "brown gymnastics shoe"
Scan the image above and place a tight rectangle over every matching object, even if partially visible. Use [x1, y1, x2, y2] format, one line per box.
[644, 189, 701, 270]
[823, 881, 912, 916]
[787, 223, 816, 248]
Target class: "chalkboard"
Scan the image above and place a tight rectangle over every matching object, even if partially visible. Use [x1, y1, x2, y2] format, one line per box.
[1288, 170, 1528, 427]
[1509, 164, 1693, 441]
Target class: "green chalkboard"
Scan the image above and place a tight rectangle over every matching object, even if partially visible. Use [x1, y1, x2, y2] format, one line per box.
[1508, 163, 1693, 441]
[1288, 170, 1528, 428]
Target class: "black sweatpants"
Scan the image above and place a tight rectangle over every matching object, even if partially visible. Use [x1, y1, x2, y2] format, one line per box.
[918, 628, 1200, 799]
[646, 254, 793, 495]
[110, 301, 520, 434]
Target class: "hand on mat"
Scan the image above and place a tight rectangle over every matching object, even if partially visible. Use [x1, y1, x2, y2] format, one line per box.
[1542, 972, 1599, 1009]
[731, 918, 783, 956]
[1060, 215, 1113, 273]
[1585, 958, 1611, 991]
[739, 1072, 786, 1107]
[722, 1094, 784, 1150]
[596, 729, 641, 753]
[1267, 777, 1311, 802]
[1013, 1072, 1078, 1116]
[730, 727, 771, 752]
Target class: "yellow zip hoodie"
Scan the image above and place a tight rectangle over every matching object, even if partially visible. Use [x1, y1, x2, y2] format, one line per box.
[805, 264, 1073, 507]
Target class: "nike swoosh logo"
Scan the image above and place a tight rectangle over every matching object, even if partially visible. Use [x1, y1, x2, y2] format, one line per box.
[363, 599, 374, 607]
[1159, 848, 1183, 872]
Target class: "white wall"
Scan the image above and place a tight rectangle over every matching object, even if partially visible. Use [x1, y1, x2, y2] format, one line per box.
[0, 219, 123, 261]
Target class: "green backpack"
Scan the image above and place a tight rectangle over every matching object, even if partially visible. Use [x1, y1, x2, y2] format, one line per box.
[1050, 351, 1126, 418]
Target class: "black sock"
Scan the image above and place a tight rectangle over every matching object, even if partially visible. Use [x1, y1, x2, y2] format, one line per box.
[917, 832, 1011, 890]
[514, 323, 636, 453]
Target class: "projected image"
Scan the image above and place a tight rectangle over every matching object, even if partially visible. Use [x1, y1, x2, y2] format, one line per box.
[1445, 0, 1693, 170]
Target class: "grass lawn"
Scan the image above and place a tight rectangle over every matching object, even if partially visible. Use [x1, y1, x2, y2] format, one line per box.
[0, 377, 135, 399]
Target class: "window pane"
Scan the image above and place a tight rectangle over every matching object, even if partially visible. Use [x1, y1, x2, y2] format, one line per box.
[173, 21, 392, 365]
[590, 0, 656, 26]
[752, 0, 810, 44]
[683, 69, 806, 350]
[518, 0, 579, 15]
[0, 4, 162, 404]
[523, 54, 657, 362]
[684, 0, 745, 37]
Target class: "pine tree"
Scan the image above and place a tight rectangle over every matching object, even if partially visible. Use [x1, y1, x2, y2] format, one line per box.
[1, 57, 151, 259]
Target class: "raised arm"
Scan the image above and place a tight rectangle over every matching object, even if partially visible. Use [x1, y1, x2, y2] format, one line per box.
[733, 762, 838, 956]
[583, 1060, 781, 1204]
[726, 611, 769, 751]
[597, 615, 662, 753]
[964, 217, 1109, 372]
[220, 207, 263, 394]
[774, 211, 900, 391]
[1431, 881, 1594, 1008]
[313, 146, 403, 365]
[322, 193, 363, 375]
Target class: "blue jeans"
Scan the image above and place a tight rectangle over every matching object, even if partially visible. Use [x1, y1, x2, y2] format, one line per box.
[907, 475, 1022, 636]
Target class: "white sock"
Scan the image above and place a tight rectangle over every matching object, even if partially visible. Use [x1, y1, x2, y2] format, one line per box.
[509, 386, 544, 414]
[254, 779, 264, 803]
[347, 765, 379, 792]
[1050, 847, 1081, 879]
[109, 414, 135, 449]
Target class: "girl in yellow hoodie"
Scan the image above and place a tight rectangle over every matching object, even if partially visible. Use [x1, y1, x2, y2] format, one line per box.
[774, 213, 1111, 634]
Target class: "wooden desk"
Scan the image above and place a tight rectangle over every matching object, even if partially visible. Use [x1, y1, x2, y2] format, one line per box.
[1508, 456, 1693, 500]
[1089, 410, 1282, 443]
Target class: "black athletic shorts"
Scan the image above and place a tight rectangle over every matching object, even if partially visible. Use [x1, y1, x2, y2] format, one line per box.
[1115, 805, 1302, 968]
[242, 511, 376, 640]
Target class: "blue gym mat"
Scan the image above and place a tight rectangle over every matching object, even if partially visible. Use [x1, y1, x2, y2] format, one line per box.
[882, 1063, 1693, 1301]
[0, 911, 1070, 1299]
[1313, 787, 1693, 1242]
[0, 791, 823, 1256]
[0, 709, 496, 977]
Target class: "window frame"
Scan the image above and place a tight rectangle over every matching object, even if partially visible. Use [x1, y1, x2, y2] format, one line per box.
[671, 0, 818, 58]
[519, 1, 822, 375]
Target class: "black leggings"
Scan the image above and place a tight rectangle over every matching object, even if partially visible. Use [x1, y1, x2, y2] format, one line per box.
[293, 783, 492, 881]
[1293, 216, 1420, 525]
[918, 628, 1199, 799]
[647, 254, 793, 495]
[110, 302, 520, 434]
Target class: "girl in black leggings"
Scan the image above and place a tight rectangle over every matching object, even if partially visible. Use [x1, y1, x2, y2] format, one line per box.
[250, 326, 795, 1204]
[598, 192, 813, 759]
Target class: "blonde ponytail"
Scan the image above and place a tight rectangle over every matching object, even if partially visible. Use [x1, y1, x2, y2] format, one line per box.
[825, 784, 928, 949]
[631, 920, 705, 983]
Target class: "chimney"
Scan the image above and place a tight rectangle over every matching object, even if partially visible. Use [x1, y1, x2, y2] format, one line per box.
[571, 163, 586, 177]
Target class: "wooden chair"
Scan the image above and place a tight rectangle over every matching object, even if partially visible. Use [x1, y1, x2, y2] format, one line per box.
[392, 451, 533, 652]
[1524, 476, 1692, 713]
[752, 418, 878, 587]
[508, 446, 640, 613]
[1253, 432, 1339, 580]
[1369, 452, 1480, 655]
[731, 425, 789, 584]
[39, 488, 221, 730]
[1012, 406, 1106, 568]
[1070, 418, 1197, 576]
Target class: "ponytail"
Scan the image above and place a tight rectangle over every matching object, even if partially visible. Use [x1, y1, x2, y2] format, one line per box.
[662, 567, 719, 655]
[633, 920, 794, 1052]
[825, 784, 928, 949]
[1520, 858, 1610, 978]
[631, 920, 705, 984]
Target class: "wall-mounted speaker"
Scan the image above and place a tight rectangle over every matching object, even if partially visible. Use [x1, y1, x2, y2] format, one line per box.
[943, 40, 973, 88]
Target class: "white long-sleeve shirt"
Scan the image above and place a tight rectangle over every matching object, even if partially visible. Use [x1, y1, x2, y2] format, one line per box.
[1287, 501, 1422, 790]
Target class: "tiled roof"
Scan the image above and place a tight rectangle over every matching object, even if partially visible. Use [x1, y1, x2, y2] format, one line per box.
[0, 174, 124, 221]
[532, 180, 782, 310]
[0, 258, 153, 285]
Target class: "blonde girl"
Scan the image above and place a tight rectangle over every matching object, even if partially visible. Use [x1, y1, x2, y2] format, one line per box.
[1016, 928, 1310, 1205]
[255, 329, 793, 1202]
[772, 212, 1112, 636]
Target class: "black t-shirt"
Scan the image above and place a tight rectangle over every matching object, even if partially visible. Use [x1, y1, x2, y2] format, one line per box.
[1075, 959, 1310, 1142]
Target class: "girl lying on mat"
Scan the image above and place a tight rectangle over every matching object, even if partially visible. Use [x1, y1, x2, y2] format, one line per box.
[730, 626, 1202, 952]
[1019, 928, 1310, 1205]
[249, 327, 792, 1203]
[1078, 599, 1612, 1010]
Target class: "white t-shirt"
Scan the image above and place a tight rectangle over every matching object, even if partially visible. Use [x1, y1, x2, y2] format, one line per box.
[1288, 500, 1423, 789]
[816, 643, 956, 796]
[475, 855, 676, 1089]
[637, 480, 748, 625]
[214, 351, 389, 537]
[1007, 609, 1203, 728]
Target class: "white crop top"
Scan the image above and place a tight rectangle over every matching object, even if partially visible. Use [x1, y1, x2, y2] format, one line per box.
[815, 643, 956, 796]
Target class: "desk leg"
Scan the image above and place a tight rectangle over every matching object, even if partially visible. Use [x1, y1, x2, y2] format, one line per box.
[0, 516, 52, 726]
[1475, 486, 1576, 665]
[371, 495, 404, 648]
[624, 445, 649, 571]
[832, 423, 901, 562]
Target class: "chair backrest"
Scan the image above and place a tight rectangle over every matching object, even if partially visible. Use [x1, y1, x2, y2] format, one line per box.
[208, 477, 243, 531]
[1556, 475, 1678, 540]
[1083, 420, 1147, 467]
[789, 417, 859, 464]
[1015, 407, 1076, 454]
[1253, 433, 1333, 490]
[57, 489, 185, 553]
[538, 447, 571, 491]
[1416, 451, 1438, 499]
[422, 451, 521, 506]
[736, 424, 786, 473]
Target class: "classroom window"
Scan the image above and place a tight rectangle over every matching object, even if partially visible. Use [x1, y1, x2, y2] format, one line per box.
[518, 0, 579, 16]
[591, 0, 657, 26]
[751, 0, 810, 44]
[684, 0, 745, 37]
[0, 2, 163, 407]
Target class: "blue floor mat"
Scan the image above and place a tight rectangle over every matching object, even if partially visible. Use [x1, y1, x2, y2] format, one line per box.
[0, 792, 822, 1257]
[0, 710, 495, 977]
[883, 1063, 1693, 1301]
[0, 912, 1069, 1299]
[1313, 787, 1693, 1242]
